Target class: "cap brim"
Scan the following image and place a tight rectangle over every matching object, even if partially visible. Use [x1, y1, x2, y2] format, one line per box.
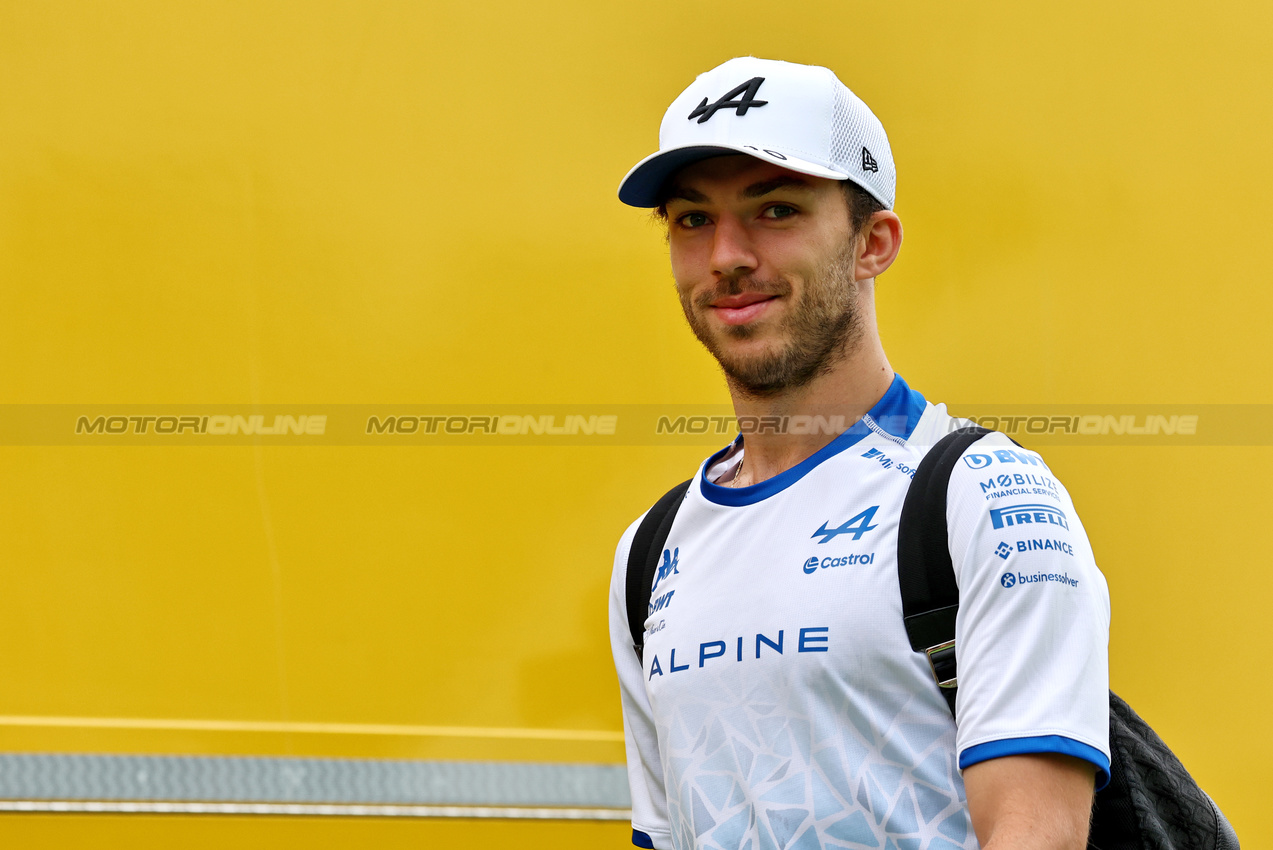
[617, 144, 849, 208]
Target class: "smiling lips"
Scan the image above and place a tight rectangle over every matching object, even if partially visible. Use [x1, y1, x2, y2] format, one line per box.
[710, 291, 779, 326]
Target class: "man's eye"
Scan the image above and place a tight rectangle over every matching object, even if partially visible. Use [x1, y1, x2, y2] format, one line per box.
[763, 205, 797, 219]
[677, 212, 710, 228]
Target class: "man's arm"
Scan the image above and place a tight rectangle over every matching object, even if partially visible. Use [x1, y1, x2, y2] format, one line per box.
[608, 514, 673, 850]
[964, 753, 1095, 849]
[944, 433, 1111, 844]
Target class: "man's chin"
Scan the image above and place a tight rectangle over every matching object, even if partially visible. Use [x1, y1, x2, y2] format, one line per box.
[715, 352, 805, 397]
[706, 336, 784, 371]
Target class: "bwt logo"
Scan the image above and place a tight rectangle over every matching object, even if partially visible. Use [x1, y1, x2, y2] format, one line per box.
[989, 503, 1069, 531]
[963, 449, 1048, 470]
[651, 548, 679, 593]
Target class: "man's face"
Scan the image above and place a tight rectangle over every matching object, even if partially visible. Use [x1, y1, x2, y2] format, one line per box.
[663, 156, 864, 397]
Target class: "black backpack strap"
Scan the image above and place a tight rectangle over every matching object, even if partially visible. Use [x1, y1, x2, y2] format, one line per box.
[897, 425, 995, 718]
[625, 479, 693, 662]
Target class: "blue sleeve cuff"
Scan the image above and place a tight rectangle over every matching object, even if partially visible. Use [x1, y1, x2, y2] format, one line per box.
[959, 735, 1111, 791]
[632, 829, 655, 848]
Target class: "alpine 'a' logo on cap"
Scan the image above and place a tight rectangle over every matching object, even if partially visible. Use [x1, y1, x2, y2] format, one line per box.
[861, 147, 879, 173]
[688, 77, 768, 124]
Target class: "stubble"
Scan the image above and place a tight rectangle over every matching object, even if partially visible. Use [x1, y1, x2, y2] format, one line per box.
[679, 242, 863, 399]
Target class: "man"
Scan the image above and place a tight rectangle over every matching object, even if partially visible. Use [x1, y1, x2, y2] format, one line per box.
[607, 57, 1111, 850]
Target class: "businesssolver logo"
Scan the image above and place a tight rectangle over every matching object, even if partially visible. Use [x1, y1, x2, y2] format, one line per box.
[990, 503, 1069, 531]
[1000, 571, 1080, 589]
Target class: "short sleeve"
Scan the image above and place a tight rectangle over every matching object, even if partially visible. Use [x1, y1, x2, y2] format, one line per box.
[609, 513, 675, 849]
[945, 433, 1112, 788]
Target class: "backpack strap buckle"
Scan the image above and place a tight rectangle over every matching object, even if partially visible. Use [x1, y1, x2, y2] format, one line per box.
[925, 640, 958, 689]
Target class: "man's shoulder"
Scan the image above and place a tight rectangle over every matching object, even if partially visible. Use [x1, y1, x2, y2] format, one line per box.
[903, 399, 968, 452]
[615, 511, 647, 567]
[613, 476, 696, 571]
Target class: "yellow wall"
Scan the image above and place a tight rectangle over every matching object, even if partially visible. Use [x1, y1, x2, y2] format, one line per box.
[1, 0, 1269, 845]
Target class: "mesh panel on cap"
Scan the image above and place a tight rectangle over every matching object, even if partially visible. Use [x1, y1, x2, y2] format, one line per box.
[829, 85, 868, 164]
[829, 83, 895, 208]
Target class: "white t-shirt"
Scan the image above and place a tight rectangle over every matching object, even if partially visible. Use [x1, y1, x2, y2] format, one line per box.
[608, 375, 1110, 850]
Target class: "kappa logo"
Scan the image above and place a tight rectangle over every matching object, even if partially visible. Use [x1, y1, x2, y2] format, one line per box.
[861, 147, 879, 173]
[651, 547, 679, 593]
[812, 505, 880, 544]
[688, 77, 768, 124]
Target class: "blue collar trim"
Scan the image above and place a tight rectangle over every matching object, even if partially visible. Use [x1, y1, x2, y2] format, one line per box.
[698, 374, 927, 507]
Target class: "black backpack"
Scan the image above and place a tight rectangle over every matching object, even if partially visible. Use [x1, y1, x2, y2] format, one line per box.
[624, 426, 1239, 850]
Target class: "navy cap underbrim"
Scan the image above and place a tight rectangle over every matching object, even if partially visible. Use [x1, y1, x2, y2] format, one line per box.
[617, 146, 743, 208]
[617, 144, 848, 208]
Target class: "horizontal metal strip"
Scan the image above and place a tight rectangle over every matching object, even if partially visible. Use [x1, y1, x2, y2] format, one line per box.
[0, 715, 622, 742]
[0, 800, 632, 820]
[0, 754, 631, 809]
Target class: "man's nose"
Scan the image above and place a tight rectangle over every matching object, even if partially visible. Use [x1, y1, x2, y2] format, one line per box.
[709, 215, 758, 279]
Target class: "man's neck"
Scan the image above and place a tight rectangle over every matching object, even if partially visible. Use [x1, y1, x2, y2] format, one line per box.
[727, 341, 894, 487]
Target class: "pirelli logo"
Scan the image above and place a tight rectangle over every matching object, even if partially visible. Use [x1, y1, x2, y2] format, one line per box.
[989, 503, 1069, 531]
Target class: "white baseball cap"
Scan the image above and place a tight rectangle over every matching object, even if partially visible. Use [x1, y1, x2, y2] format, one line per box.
[618, 57, 895, 210]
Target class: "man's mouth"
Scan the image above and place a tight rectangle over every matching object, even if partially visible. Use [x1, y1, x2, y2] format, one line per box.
[710, 292, 779, 326]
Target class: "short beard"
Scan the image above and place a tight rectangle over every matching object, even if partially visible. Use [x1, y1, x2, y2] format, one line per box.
[679, 243, 863, 399]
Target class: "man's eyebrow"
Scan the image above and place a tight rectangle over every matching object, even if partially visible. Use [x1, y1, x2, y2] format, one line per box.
[662, 185, 709, 205]
[742, 176, 814, 199]
[662, 176, 812, 206]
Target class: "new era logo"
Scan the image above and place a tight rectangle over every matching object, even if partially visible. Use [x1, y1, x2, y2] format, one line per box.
[861, 147, 879, 173]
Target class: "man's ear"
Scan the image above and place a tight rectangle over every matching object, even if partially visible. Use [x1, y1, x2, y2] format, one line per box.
[855, 211, 903, 281]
